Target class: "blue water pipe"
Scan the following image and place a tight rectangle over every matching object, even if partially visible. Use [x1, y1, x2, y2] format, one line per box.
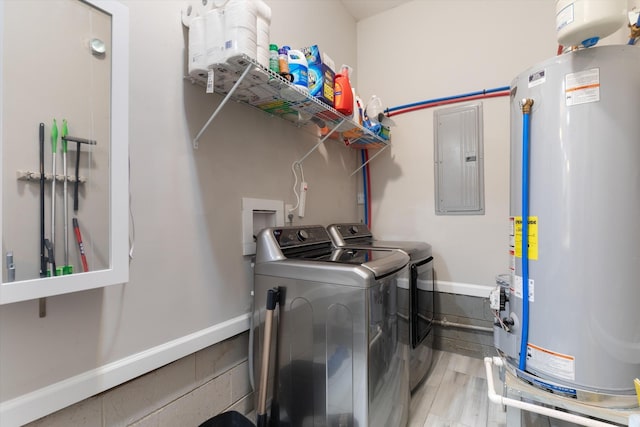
[361, 150, 368, 226]
[519, 99, 533, 371]
[386, 86, 511, 113]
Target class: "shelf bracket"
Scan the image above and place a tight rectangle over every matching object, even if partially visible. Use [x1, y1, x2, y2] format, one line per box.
[350, 144, 390, 176]
[192, 63, 253, 149]
[296, 119, 347, 165]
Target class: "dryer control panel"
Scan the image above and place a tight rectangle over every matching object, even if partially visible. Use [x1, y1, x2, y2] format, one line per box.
[334, 223, 373, 238]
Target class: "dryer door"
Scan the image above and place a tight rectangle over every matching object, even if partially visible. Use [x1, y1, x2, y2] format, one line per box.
[411, 257, 434, 348]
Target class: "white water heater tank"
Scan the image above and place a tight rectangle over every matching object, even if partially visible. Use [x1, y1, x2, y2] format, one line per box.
[556, 0, 627, 46]
[495, 44, 640, 409]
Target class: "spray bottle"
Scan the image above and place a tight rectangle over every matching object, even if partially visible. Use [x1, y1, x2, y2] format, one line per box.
[334, 65, 353, 115]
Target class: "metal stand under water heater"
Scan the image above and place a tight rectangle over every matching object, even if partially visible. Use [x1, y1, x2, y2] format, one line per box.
[492, 42, 640, 413]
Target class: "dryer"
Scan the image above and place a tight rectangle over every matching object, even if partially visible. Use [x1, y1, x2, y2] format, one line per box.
[327, 223, 434, 392]
[253, 225, 410, 427]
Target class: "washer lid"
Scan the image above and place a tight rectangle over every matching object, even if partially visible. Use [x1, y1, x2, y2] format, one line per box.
[255, 247, 409, 283]
[280, 246, 408, 277]
[255, 226, 410, 277]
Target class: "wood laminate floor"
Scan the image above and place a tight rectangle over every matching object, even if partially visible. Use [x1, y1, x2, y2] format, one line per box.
[409, 350, 507, 427]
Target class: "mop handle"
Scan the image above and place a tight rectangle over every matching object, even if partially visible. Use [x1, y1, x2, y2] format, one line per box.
[256, 288, 280, 427]
[39, 123, 47, 278]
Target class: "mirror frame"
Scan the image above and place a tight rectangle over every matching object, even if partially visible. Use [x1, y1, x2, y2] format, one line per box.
[0, 0, 129, 304]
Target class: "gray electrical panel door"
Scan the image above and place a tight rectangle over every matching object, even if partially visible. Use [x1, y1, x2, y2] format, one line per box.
[434, 102, 484, 215]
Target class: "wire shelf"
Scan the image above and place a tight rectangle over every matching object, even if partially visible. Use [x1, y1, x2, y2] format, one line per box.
[188, 55, 390, 150]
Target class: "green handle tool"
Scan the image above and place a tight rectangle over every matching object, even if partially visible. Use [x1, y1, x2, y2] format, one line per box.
[61, 119, 72, 275]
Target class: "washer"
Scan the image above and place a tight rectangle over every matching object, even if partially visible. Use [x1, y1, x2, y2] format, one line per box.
[253, 225, 410, 427]
[327, 223, 434, 392]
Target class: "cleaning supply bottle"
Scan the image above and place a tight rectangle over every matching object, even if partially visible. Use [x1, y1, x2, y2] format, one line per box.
[334, 65, 353, 115]
[269, 44, 279, 74]
[287, 48, 309, 92]
[278, 46, 292, 81]
[354, 92, 364, 125]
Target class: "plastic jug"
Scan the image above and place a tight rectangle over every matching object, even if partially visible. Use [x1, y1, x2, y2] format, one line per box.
[287, 49, 309, 92]
[334, 65, 353, 115]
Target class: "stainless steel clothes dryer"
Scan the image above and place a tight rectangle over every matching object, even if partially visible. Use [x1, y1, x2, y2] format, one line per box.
[253, 225, 410, 427]
[327, 223, 434, 393]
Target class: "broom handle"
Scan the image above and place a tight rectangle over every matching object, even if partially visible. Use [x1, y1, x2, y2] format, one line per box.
[256, 288, 279, 427]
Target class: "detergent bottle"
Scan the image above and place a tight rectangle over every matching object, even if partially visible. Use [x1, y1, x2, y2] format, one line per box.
[287, 48, 309, 92]
[334, 65, 353, 115]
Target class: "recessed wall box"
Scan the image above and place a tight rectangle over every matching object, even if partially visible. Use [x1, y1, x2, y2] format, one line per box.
[242, 197, 284, 255]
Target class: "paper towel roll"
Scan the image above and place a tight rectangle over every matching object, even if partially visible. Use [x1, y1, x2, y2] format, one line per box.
[224, 0, 257, 28]
[195, 0, 213, 19]
[223, 0, 258, 68]
[254, 0, 271, 21]
[256, 17, 270, 68]
[223, 30, 257, 69]
[205, 8, 225, 69]
[188, 16, 208, 81]
[254, 0, 270, 69]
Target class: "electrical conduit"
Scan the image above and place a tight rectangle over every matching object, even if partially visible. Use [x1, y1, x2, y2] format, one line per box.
[365, 150, 372, 226]
[361, 150, 368, 226]
[519, 99, 534, 371]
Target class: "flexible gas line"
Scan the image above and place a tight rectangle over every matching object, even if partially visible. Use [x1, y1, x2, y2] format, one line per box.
[432, 318, 493, 333]
[519, 98, 534, 371]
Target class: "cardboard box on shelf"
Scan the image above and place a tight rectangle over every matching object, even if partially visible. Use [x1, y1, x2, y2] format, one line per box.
[302, 45, 335, 108]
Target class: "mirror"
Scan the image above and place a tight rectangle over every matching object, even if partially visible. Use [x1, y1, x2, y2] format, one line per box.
[0, 0, 129, 305]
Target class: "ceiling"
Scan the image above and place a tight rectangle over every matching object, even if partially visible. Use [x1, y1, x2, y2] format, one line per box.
[339, 0, 412, 21]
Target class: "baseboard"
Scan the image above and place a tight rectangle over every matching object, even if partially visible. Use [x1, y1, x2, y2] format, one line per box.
[435, 280, 492, 298]
[0, 313, 251, 427]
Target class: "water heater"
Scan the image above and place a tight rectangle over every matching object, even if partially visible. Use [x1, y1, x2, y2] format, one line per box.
[494, 44, 640, 409]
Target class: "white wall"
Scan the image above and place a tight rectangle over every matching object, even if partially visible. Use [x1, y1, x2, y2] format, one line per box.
[0, 1, 359, 424]
[356, 0, 633, 288]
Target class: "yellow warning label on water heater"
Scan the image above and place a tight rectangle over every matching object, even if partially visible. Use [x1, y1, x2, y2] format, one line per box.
[514, 216, 538, 260]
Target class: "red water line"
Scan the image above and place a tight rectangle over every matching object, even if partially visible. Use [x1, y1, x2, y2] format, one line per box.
[388, 91, 510, 117]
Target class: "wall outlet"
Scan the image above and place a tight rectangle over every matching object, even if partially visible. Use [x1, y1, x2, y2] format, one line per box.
[357, 192, 365, 205]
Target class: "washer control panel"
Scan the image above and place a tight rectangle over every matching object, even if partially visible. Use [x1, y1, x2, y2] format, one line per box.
[273, 226, 331, 248]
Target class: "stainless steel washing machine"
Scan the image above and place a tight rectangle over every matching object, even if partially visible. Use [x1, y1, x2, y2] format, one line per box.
[253, 225, 410, 427]
[327, 223, 434, 393]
